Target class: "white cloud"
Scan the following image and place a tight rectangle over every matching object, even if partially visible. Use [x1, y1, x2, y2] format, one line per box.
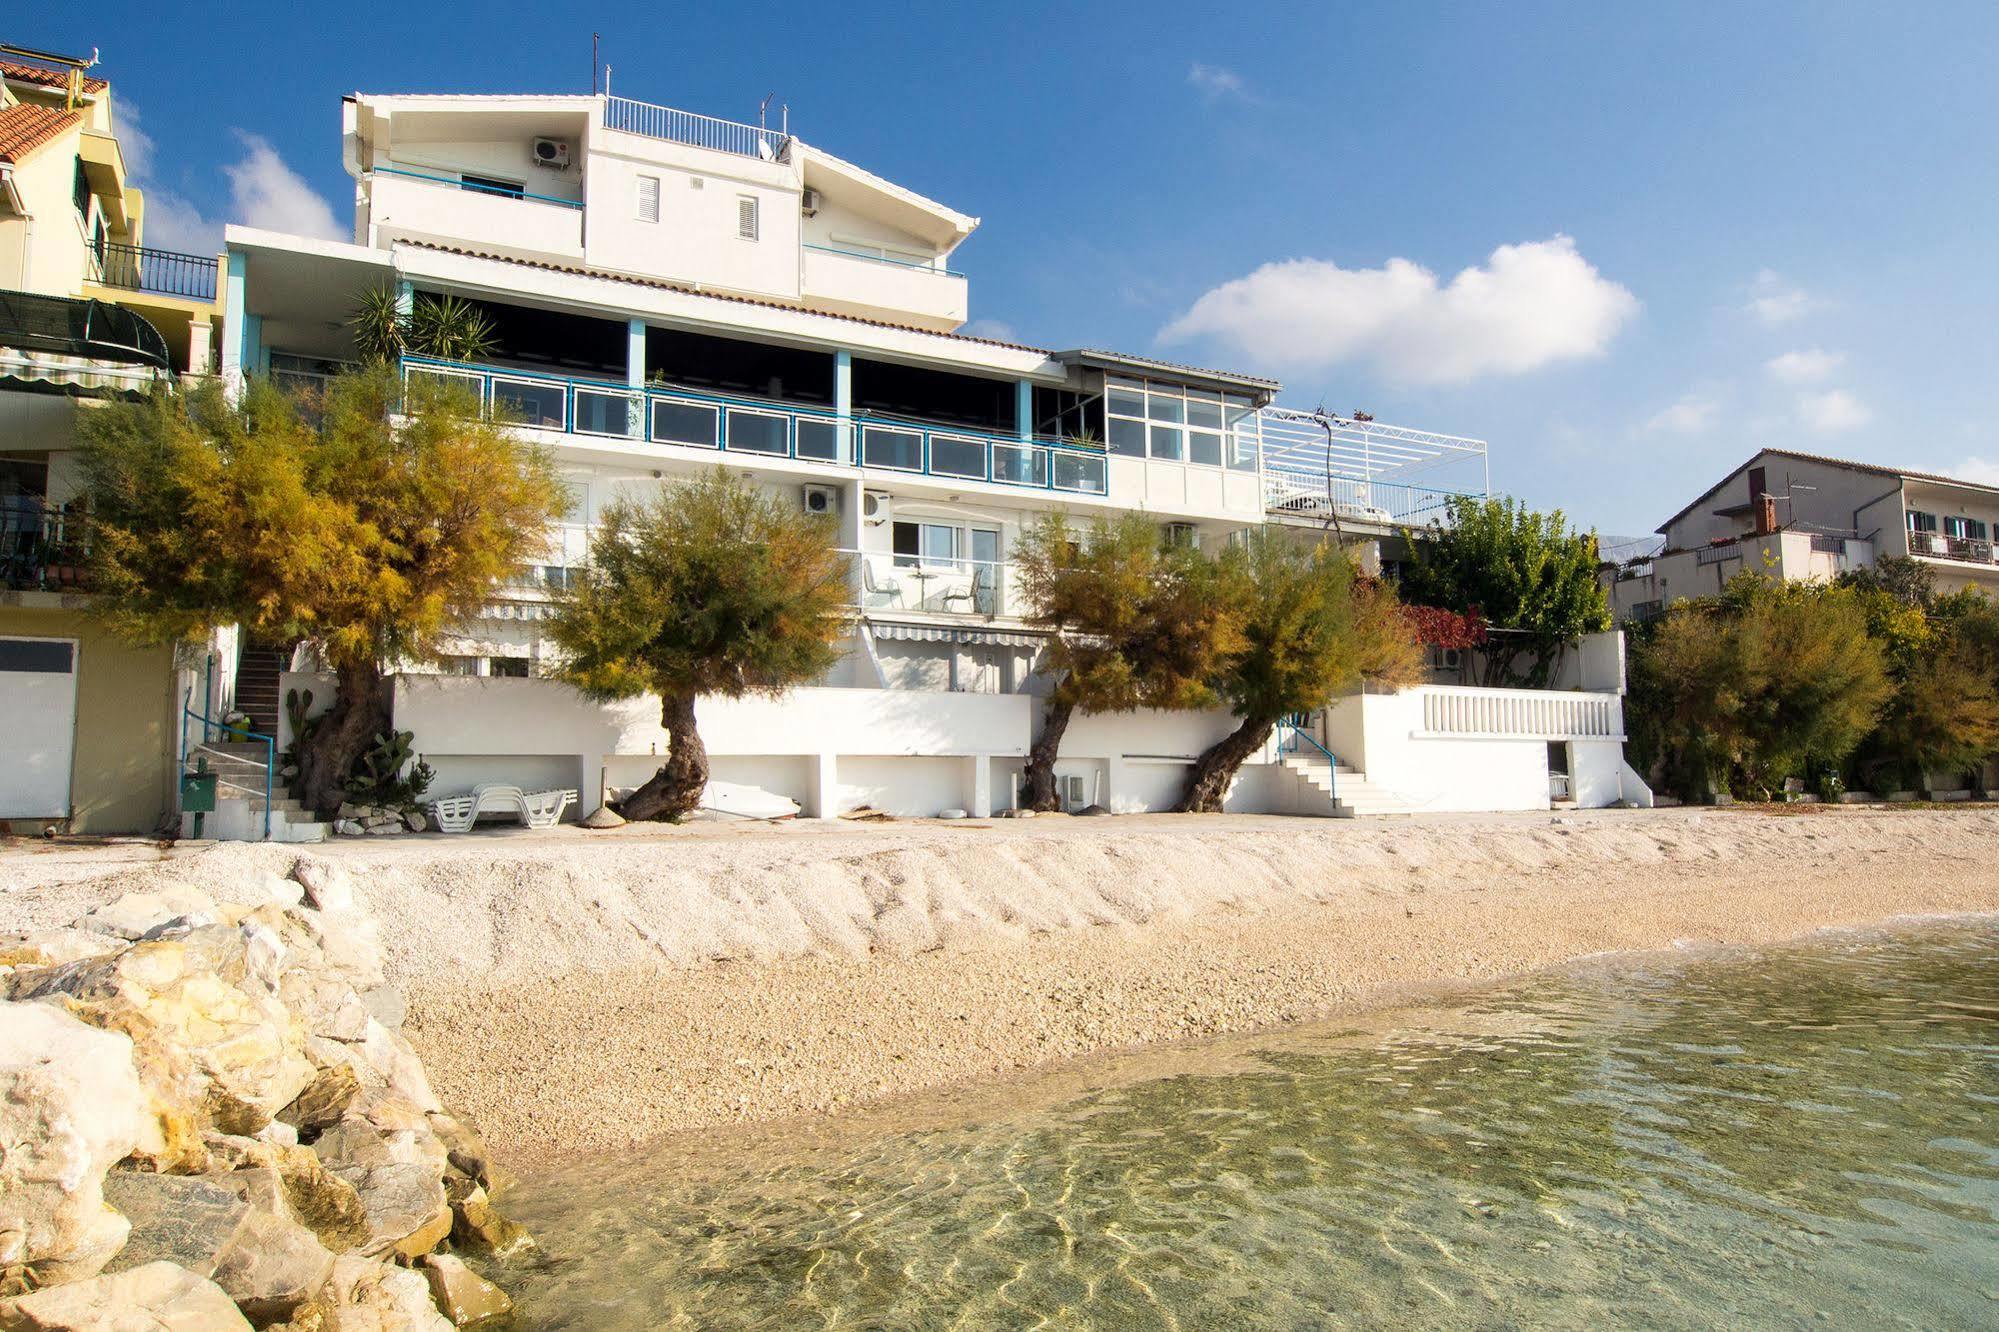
[223, 132, 341, 240]
[1796, 388, 1871, 432]
[960, 318, 1018, 342]
[1159, 235, 1638, 384]
[1953, 456, 1999, 486]
[1746, 269, 1811, 325]
[1644, 394, 1718, 434]
[1188, 63, 1248, 100]
[126, 125, 341, 257]
[1765, 347, 1842, 383]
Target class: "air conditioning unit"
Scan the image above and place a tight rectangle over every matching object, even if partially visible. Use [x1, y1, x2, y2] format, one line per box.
[862, 491, 889, 524]
[802, 484, 839, 516]
[531, 138, 571, 170]
[800, 187, 821, 217]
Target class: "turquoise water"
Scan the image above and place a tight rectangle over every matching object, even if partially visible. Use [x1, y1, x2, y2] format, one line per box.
[499, 923, 1999, 1329]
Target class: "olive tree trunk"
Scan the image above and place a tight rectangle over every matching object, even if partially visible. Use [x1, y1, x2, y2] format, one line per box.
[616, 688, 709, 822]
[1020, 696, 1076, 812]
[296, 661, 392, 818]
[1175, 714, 1275, 813]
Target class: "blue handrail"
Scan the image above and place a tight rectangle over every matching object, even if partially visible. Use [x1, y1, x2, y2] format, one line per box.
[371, 165, 585, 211]
[179, 685, 275, 842]
[399, 354, 1110, 496]
[1275, 712, 1339, 806]
[803, 243, 964, 280]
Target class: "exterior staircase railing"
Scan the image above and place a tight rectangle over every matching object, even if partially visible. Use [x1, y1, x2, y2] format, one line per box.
[179, 685, 275, 841]
[1274, 711, 1338, 806]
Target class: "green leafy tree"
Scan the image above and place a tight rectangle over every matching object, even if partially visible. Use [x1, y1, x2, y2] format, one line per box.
[551, 471, 851, 822]
[1013, 514, 1244, 811]
[1627, 574, 1892, 800]
[78, 369, 567, 814]
[1842, 575, 1999, 791]
[1177, 534, 1421, 812]
[1398, 496, 1610, 686]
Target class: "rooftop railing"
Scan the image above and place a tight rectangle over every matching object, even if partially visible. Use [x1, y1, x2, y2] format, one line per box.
[399, 355, 1109, 497]
[604, 96, 792, 162]
[92, 243, 219, 302]
[1264, 471, 1480, 525]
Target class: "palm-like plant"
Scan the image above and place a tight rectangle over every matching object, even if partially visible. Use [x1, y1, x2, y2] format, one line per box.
[349, 290, 500, 365]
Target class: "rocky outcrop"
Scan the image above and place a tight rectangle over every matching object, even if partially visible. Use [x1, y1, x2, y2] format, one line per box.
[0, 857, 528, 1330]
[0, 1005, 153, 1287]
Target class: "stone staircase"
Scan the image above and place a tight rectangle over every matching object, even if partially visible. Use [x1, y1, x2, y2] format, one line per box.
[184, 740, 330, 843]
[1277, 751, 1420, 816]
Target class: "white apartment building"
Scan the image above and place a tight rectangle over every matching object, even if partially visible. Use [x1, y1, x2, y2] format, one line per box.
[1606, 448, 1999, 622]
[205, 84, 1641, 828]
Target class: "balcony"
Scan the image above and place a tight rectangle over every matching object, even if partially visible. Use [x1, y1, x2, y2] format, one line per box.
[91, 243, 218, 303]
[1, 511, 90, 593]
[367, 167, 585, 261]
[1257, 408, 1490, 528]
[852, 549, 1013, 618]
[400, 356, 1109, 497]
[1264, 472, 1481, 526]
[1910, 531, 1999, 567]
[603, 96, 791, 162]
[801, 244, 967, 332]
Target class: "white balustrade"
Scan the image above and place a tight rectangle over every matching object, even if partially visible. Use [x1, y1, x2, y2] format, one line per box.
[1415, 686, 1622, 740]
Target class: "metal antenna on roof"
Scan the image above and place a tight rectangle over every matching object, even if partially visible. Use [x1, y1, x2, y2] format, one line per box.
[591, 33, 600, 95]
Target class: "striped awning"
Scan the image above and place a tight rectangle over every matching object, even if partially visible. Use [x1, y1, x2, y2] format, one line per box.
[868, 619, 1044, 648]
[0, 347, 166, 396]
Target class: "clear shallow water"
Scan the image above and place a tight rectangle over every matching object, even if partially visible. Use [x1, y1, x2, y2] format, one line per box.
[498, 923, 1999, 1330]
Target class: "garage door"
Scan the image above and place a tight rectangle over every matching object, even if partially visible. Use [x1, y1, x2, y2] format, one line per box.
[0, 637, 78, 819]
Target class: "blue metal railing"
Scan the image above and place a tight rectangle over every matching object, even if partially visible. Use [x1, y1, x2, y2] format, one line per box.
[371, 165, 585, 211]
[1275, 711, 1339, 805]
[802, 243, 964, 280]
[180, 680, 275, 842]
[399, 355, 1111, 496]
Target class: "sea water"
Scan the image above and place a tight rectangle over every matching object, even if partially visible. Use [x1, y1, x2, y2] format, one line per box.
[496, 922, 1999, 1329]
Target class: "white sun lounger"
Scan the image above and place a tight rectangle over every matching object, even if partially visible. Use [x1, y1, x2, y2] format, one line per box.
[428, 784, 578, 832]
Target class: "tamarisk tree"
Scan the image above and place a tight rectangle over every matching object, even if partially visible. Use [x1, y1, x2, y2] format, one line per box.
[78, 369, 567, 815]
[1013, 513, 1243, 811]
[1176, 534, 1420, 812]
[551, 471, 851, 821]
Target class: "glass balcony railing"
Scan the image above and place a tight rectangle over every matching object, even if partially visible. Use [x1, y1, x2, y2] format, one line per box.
[400, 355, 1109, 496]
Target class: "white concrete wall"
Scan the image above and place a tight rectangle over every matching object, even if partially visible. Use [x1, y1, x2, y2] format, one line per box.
[584, 129, 801, 299]
[800, 246, 966, 330]
[368, 172, 584, 261]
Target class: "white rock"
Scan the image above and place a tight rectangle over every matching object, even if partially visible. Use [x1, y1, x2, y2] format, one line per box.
[359, 1019, 442, 1114]
[0, 1260, 252, 1330]
[290, 859, 355, 914]
[335, 819, 365, 837]
[0, 1002, 152, 1283]
[77, 887, 220, 941]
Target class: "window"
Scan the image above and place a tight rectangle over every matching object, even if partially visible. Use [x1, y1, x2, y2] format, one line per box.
[1906, 510, 1938, 533]
[1944, 516, 1989, 541]
[737, 195, 760, 241]
[636, 174, 660, 222]
[460, 173, 526, 199]
[73, 157, 90, 215]
[890, 521, 999, 570]
[1104, 376, 1254, 467]
[488, 657, 531, 678]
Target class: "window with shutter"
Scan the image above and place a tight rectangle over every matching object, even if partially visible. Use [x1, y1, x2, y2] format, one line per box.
[636, 175, 660, 223]
[737, 195, 759, 241]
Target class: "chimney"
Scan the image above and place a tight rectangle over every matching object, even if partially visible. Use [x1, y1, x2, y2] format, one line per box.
[1755, 493, 1778, 535]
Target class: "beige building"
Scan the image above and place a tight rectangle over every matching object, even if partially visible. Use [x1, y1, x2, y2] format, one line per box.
[1, 45, 219, 833]
[1606, 448, 1999, 621]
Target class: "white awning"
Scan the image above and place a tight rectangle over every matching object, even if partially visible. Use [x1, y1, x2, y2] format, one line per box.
[0, 347, 165, 396]
[868, 620, 1043, 648]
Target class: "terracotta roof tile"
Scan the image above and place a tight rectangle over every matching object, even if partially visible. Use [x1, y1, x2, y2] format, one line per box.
[397, 239, 1054, 355]
[0, 102, 81, 165]
[1, 60, 108, 94]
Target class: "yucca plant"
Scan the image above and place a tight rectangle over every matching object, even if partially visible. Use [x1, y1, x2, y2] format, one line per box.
[348, 290, 500, 365]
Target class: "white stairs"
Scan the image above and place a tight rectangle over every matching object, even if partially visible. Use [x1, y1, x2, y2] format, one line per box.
[183, 741, 331, 843]
[1277, 751, 1419, 816]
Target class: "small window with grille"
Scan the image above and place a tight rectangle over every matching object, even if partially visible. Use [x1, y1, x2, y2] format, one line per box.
[737, 195, 759, 241]
[635, 175, 660, 223]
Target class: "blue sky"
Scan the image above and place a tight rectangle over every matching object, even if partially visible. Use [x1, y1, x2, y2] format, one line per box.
[40, 2, 1999, 535]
